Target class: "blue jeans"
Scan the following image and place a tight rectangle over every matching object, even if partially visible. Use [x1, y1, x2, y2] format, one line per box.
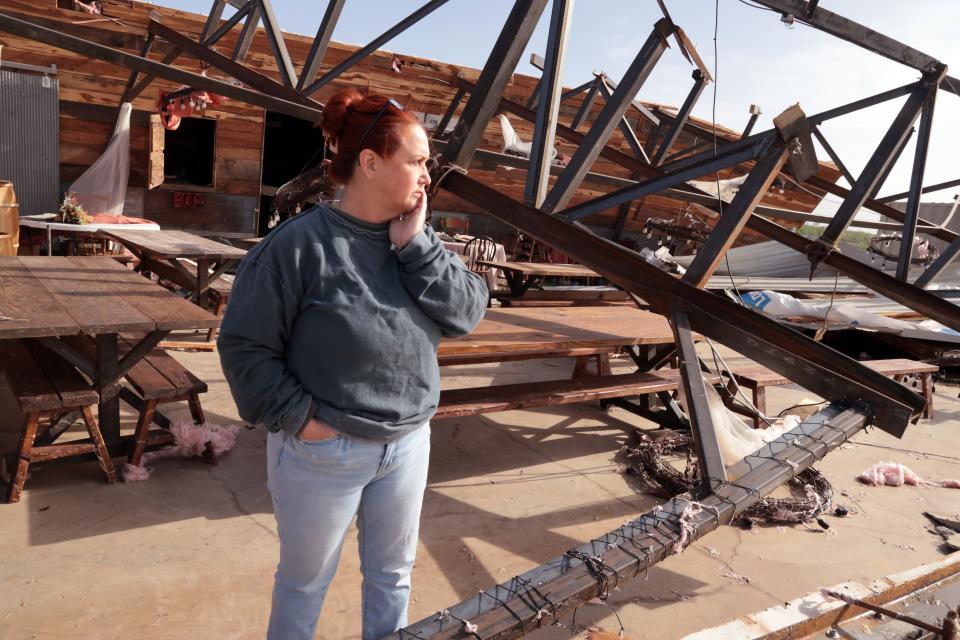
[265, 424, 431, 640]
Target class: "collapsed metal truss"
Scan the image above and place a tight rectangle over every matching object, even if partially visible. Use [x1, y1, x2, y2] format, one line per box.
[0, 1, 957, 637]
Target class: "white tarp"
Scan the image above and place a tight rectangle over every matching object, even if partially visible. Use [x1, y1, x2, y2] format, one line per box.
[67, 102, 131, 215]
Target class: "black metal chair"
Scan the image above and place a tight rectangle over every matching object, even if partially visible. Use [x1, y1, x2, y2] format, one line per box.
[463, 235, 498, 306]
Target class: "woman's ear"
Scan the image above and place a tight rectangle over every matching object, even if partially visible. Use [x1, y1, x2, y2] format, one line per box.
[357, 148, 377, 180]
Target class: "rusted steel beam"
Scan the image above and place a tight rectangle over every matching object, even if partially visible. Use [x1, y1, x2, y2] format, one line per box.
[437, 170, 922, 433]
[397, 405, 872, 640]
[0, 12, 323, 123]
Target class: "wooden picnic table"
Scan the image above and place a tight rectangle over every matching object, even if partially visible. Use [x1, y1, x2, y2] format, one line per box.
[0, 256, 219, 445]
[438, 305, 673, 362]
[477, 260, 603, 297]
[100, 229, 247, 309]
[436, 306, 689, 422]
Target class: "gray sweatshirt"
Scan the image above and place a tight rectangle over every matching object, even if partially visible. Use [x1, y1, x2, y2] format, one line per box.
[217, 204, 488, 442]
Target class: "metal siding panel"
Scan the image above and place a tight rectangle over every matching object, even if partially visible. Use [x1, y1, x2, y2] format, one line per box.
[140, 188, 257, 238]
[0, 68, 60, 216]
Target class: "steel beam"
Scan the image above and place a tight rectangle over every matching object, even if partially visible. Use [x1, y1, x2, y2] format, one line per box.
[524, 0, 574, 207]
[296, 0, 346, 91]
[434, 87, 464, 138]
[541, 20, 671, 213]
[878, 176, 960, 203]
[119, 31, 154, 106]
[651, 70, 708, 166]
[751, 0, 940, 72]
[819, 82, 934, 246]
[561, 139, 764, 221]
[303, 0, 454, 95]
[868, 125, 913, 200]
[811, 125, 855, 186]
[683, 142, 789, 287]
[601, 73, 661, 126]
[147, 19, 321, 109]
[200, 0, 228, 42]
[897, 89, 937, 281]
[596, 79, 650, 163]
[398, 405, 872, 640]
[671, 307, 726, 492]
[230, 0, 261, 62]
[123, 1, 253, 103]
[741, 104, 761, 138]
[0, 12, 323, 122]
[438, 170, 923, 433]
[257, 0, 298, 88]
[442, 0, 549, 169]
[570, 79, 599, 130]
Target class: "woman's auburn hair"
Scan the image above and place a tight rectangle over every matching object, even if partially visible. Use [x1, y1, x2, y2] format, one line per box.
[320, 89, 420, 185]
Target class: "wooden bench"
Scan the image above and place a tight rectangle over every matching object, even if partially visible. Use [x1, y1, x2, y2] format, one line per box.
[729, 358, 938, 428]
[436, 368, 696, 420]
[118, 336, 208, 466]
[0, 339, 116, 503]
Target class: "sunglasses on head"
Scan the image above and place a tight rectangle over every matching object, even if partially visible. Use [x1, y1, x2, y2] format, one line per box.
[356, 98, 405, 151]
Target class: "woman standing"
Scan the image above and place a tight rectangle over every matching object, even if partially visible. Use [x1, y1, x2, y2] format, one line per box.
[218, 89, 488, 640]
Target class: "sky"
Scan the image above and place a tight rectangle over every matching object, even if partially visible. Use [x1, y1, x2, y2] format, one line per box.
[156, 0, 960, 219]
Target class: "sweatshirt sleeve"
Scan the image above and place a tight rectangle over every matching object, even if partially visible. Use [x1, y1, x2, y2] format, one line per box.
[216, 259, 316, 436]
[395, 225, 488, 337]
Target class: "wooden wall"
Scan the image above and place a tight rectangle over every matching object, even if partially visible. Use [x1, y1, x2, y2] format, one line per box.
[0, 0, 841, 237]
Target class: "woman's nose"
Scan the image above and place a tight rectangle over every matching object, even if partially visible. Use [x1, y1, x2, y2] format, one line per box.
[420, 169, 431, 186]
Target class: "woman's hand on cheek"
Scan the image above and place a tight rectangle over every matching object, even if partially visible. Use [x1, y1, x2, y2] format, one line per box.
[389, 191, 428, 250]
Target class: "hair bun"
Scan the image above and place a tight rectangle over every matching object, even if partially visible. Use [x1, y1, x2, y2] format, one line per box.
[321, 88, 366, 143]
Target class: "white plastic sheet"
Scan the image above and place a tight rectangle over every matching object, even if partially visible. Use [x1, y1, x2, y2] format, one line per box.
[67, 102, 131, 215]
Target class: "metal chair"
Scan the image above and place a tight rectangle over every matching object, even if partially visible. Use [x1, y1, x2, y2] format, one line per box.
[463, 235, 498, 306]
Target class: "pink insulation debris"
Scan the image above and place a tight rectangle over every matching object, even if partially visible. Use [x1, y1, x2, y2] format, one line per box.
[122, 421, 241, 482]
[857, 462, 960, 489]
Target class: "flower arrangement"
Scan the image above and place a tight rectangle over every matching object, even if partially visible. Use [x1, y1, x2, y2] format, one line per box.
[58, 192, 90, 225]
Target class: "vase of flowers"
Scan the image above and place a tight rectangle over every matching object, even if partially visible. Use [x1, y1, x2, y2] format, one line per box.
[58, 192, 90, 225]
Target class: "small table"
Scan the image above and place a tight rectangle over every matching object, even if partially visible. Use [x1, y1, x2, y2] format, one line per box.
[100, 229, 247, 309]
[19, 214, 161, 256]
[0, 256, 218, 444]
[477, 260, 602, 297]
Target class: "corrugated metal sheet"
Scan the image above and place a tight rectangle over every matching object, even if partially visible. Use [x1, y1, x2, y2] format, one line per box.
[0, 68, 59, 216]
[137, 188, 257, 238]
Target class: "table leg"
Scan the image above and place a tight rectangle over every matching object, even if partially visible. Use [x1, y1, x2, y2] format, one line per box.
[196, 258, 210, 309]
[46, 227, 52, 257]
[96, 333, 122, 443]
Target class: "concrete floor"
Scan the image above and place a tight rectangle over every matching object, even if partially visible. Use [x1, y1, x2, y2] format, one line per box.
[1, 341, 958, 640]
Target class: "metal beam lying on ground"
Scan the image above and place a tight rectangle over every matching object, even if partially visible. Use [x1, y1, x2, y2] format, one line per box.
[398, 405, 873, 640]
